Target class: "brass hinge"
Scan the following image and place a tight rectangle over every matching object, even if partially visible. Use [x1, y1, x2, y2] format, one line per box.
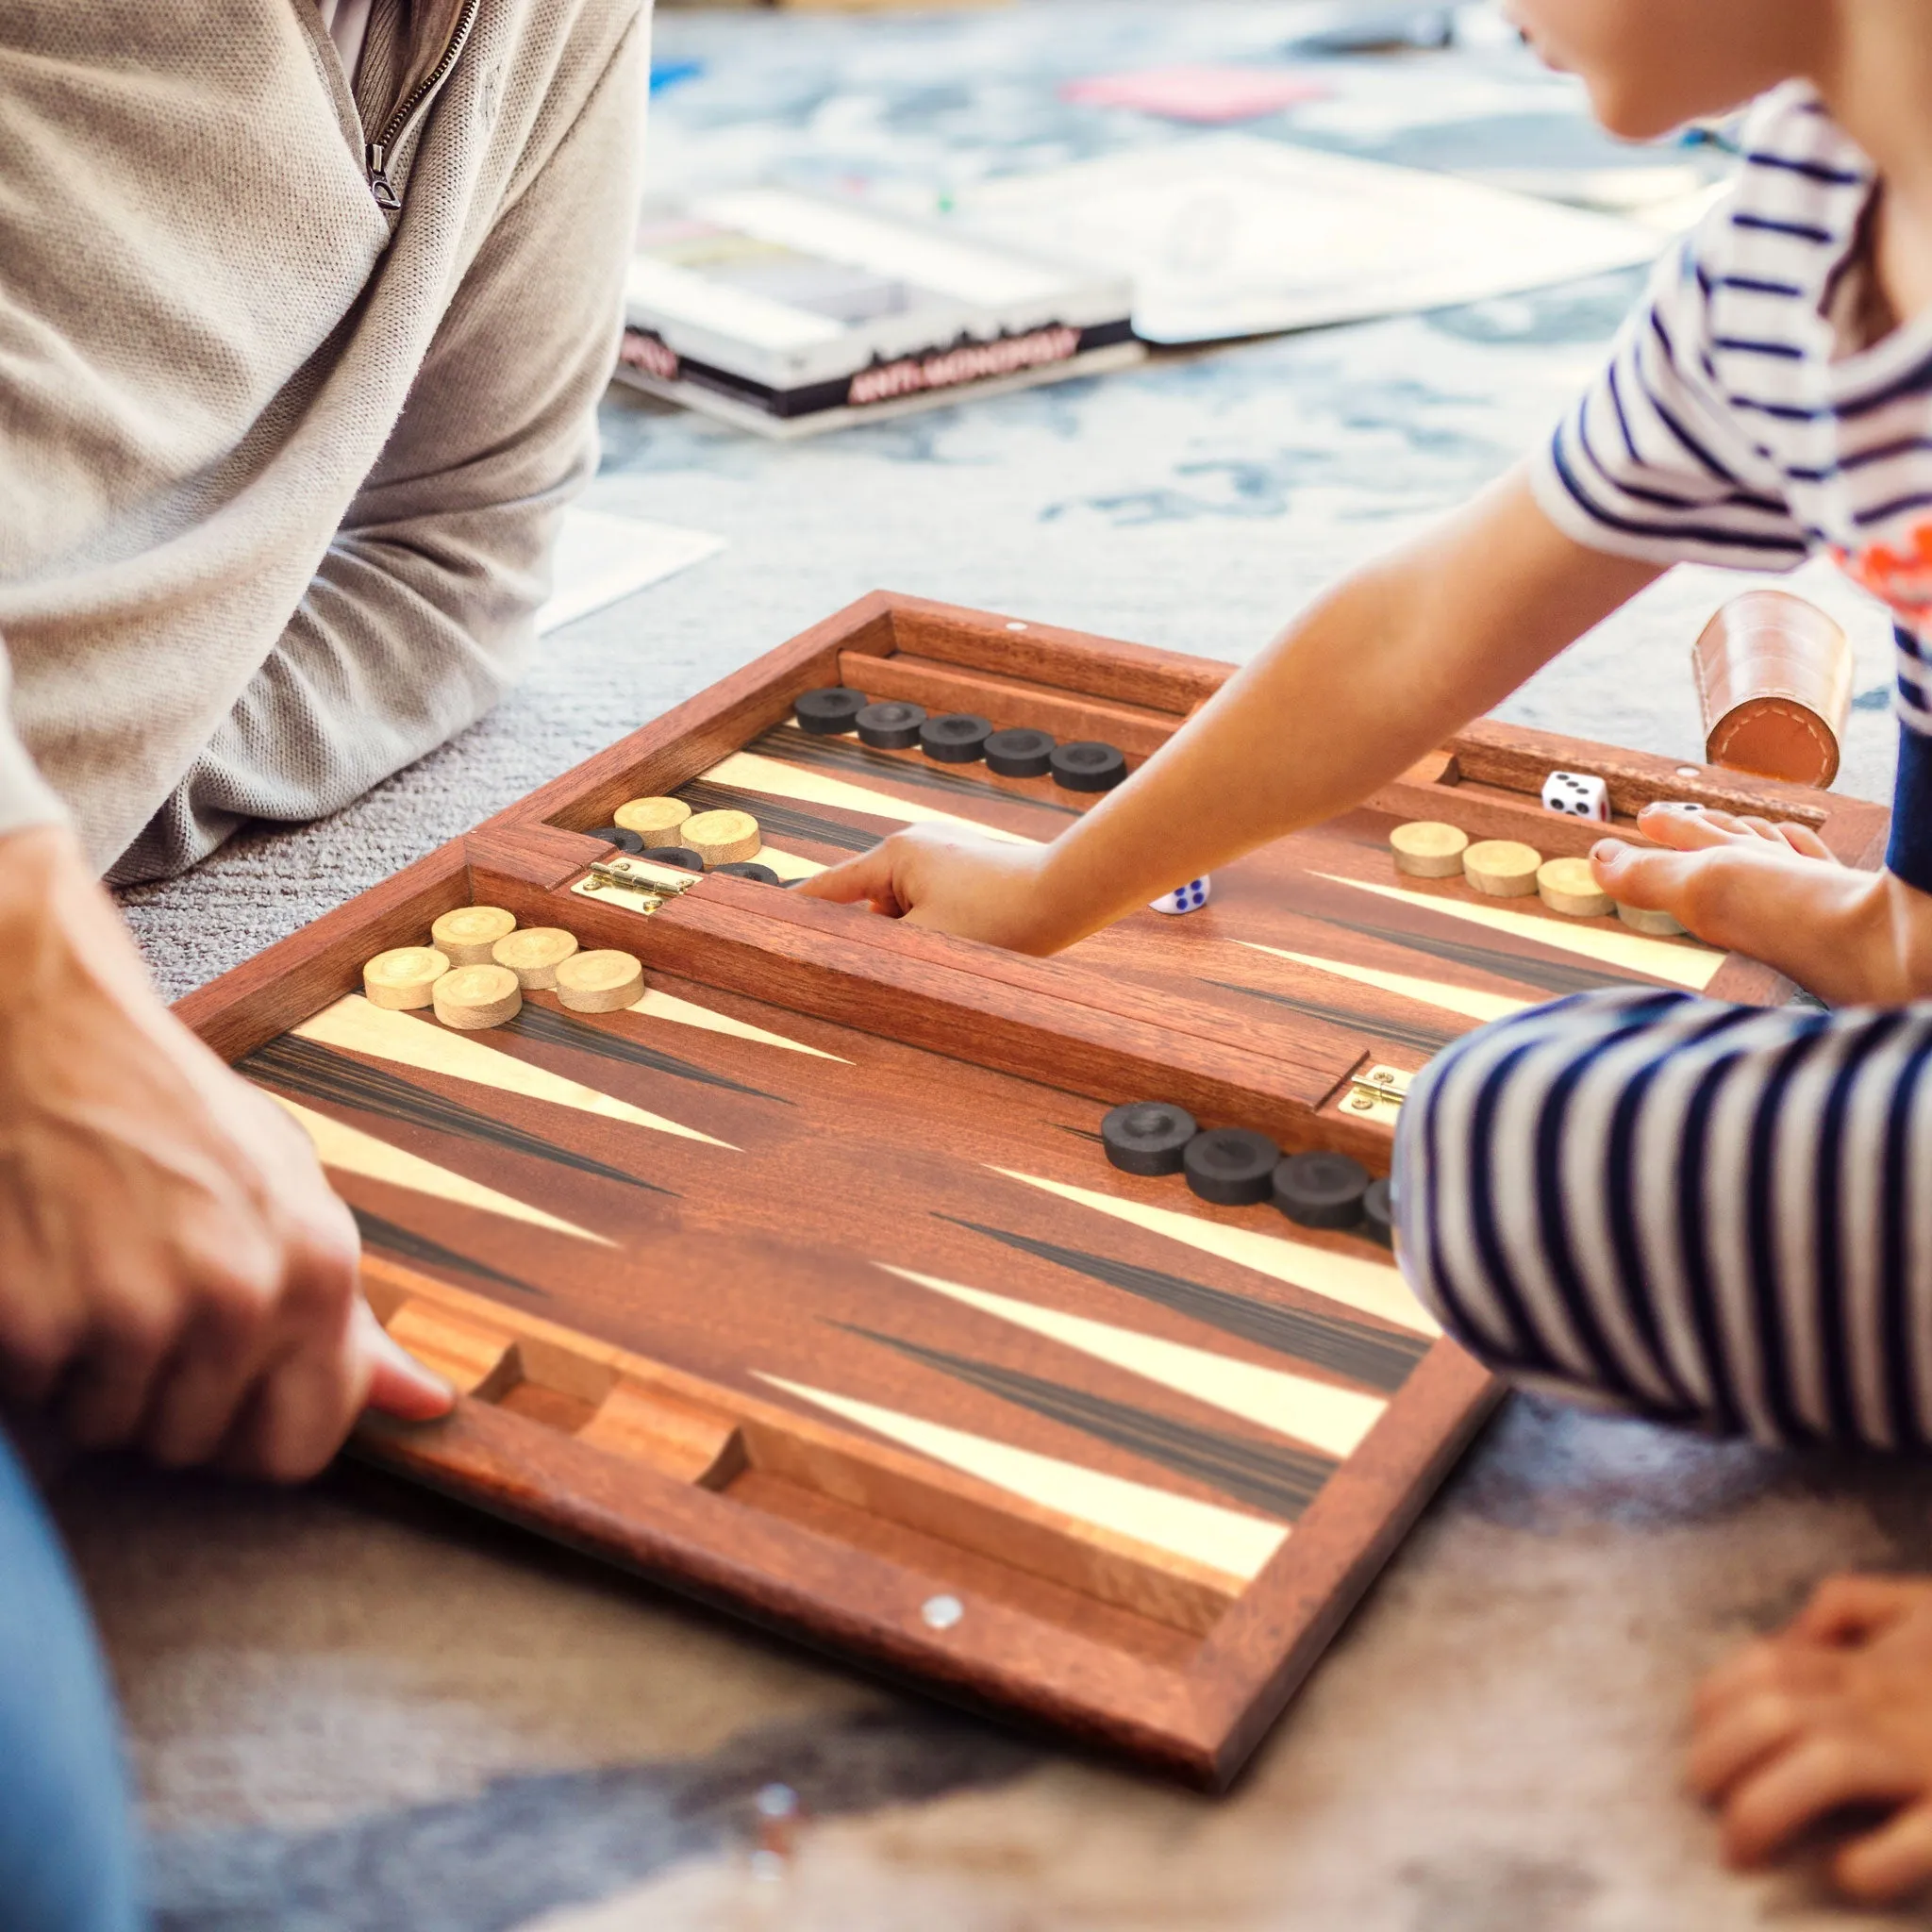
[571, 856, 704, 917]
[1339, 1063, 1413, 1124]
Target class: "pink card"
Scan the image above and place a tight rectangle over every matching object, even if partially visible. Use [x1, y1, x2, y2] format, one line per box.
[1058, 65, 1331, 125]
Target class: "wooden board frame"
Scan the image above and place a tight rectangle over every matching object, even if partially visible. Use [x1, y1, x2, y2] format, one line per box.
[175, 593, 1888, 1787]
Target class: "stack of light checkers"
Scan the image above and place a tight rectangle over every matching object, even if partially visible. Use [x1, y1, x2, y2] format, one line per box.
[360, 908, 646, 1032]
[792, 685, 1129, 794]
[1388, 821, 1684, 935]
[586, 797, 780, 887]
[1101, 1102, 1393, 1246]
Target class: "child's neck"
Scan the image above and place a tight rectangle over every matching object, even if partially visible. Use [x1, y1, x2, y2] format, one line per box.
[1814, 1, 1932, 341]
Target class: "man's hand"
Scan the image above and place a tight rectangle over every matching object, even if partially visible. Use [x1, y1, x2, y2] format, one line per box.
[1591, 804, 1932, 1005]
[0, 824, 450, 1480]
[1690, 1575, 1932, 1904]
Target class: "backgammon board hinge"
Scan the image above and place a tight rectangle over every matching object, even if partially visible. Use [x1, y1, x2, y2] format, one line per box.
[1341, 1063, 1413, 1124]
[572, 857, 706, 917]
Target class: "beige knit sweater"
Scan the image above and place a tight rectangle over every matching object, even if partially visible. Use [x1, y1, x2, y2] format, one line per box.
[0, 0, 647, 881]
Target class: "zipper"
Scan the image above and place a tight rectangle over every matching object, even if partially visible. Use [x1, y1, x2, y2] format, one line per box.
[364, 0, 483, 213]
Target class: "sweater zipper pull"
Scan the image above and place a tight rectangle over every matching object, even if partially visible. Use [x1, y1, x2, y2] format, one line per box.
[365, 142, 402, 213]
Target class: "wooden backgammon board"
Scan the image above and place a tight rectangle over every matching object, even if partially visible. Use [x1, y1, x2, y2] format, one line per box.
[176, 593, 1890, 1787]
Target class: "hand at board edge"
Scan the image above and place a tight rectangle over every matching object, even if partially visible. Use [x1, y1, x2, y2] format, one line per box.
[1690, 1574, 1932, 1905]
[0, 825, 451, 1479]
[1598, 804, 1932, 1006]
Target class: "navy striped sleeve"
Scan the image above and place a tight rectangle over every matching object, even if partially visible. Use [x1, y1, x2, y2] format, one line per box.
[1392, 989, 1932, 1450]
[1531, 232, 1809, 570]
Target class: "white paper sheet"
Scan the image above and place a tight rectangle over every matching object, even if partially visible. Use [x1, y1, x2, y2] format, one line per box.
[950, 135, 1666, 343]
[536, 509, 726, 635]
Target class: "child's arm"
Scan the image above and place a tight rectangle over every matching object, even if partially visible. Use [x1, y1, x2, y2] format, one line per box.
[800, 465, 1657, 949]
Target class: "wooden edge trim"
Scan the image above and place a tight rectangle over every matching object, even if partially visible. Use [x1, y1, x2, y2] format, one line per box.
[466, 858, 1363, 1148]
[673, 873, 1357, 1091]
[355, 1398, 1222, 1777]
[1449, 718, 1889, 860]
[1185, 1341, 1504, 1786]
[462, 824, 1356, 1095]
[874, 593, 1227, 713]
[358, 1256, 1242, 1639]
[477, 592, 903, 840]
[172, 839, 474, 1063]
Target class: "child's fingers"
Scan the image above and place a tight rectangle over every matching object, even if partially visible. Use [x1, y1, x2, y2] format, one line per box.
[1720, 1734, 1918, 1867]
[1791, 1574, 1932, 1648]
[1635, 803, 1833, 862]
[1687, 1690, 1813, 1800]
[1778, 823, 1835, 860]
[1693, 1637, 1843, 1717]
[1635, 802, 1737, 851]
[1834, 1800, 1932, 1905]
[793, 844, 904, 913]
[1589, 837, 1717, 913]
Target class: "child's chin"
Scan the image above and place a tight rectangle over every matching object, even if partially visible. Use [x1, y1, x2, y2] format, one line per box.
[1584, 82, 1678, 144]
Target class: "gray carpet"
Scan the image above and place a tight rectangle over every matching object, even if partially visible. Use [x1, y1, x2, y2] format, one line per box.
[61, 5, 1927, 1927]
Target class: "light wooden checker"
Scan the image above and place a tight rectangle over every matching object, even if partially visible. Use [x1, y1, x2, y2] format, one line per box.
[556, 949, 646, 1013]
[1617, 903, 1686, 936]
[1536, 858, 1612, 919]
[432, 963, 523, 1029]
[431, 905, 518, 967]
[1390, 821, 1469, 878]
[683, 808, 762, 865]
[362, 945, 449, 1010]
[614, 796, 691, 845]
[1461, 839, 1541, 898]
[491, 926, 579, 990]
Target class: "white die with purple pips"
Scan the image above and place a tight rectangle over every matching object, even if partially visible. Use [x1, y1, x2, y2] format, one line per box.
[1541, 770, 1609, 822]
[1150, 876, 1211, 915]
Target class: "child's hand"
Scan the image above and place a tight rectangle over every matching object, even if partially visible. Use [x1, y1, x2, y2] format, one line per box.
[1592, 804, 1932, 1004]
[1690, 1576, 1932, 1904]
[794, 825, 1074, 954]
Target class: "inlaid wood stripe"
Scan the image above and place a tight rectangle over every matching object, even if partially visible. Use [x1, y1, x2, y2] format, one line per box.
[245, 1038, 675, 1196]
[1204, 981, 1458, 1058]
[879, 1266, 1386, 1457]
[272, 1097, 614, 1245]
[938, 1217, 1429, 1393]
[698, 751, 1036, 845]
[840, 1324, 1338, 1524]
[499, 1003, 791, 1104]
[295, 997, 734, 1149]
[629, 988, 849, 1062]
[1319, 873, 1725, 991]
[993, 1168, 1440, 1337]
[350, 1207, 545, 1298]
[1234, 942, 1532, 1025]
[758, 1373, 1286, 1581]
[749, 724, 1082, 817]
[1314, 911, 1637, 999]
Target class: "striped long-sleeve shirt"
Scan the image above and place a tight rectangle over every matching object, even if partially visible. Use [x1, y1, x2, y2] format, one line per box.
[1530, 80, 1932, 889]
[1394, 85, 1932, 1447]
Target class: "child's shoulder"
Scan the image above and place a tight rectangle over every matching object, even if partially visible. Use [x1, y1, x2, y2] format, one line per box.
[1690, 84, 1874, 272]
[1732, 79, 1867, 168]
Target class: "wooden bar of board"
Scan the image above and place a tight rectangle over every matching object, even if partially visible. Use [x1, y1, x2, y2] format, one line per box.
[180, 592, 1889, 1787]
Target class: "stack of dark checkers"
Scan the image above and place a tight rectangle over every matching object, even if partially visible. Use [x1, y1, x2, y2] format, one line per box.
[1101, 1105, 1389, 1241]
[187, 591, 1879, 1789]
[793, 686, 1129, 791]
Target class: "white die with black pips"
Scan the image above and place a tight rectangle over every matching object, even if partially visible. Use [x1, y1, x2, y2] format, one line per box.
[1150, 876, 1211, 915]
[1541, 770, 1609, 822]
